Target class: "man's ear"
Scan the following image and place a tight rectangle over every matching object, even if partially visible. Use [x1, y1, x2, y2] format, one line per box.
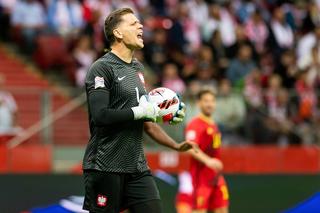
[113, 29, 123, 39]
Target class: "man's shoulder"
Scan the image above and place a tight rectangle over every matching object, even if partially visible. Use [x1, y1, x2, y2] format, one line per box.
[132, 58, 144, 71]
[186, 117, 202, 129]
[94, 52, 116, 65]
[85, 57, 116, 86]
[88, 54, 115, 74]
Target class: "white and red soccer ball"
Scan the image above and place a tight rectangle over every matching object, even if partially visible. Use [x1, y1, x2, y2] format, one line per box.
[148, 87, 181, 122]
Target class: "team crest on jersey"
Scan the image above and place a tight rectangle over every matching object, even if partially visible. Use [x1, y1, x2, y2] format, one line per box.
[207, 127, 213, 135]
[94, 76, 105, 89]
[97, 194, 107, 207]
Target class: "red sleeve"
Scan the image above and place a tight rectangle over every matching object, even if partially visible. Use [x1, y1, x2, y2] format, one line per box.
[185, 120, 201, 145]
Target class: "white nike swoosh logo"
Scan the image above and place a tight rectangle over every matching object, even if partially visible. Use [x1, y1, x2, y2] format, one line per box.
[118, 76, 126, 81]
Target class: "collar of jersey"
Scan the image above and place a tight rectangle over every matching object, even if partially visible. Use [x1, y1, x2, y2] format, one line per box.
[198, 113, 214, 125]
[108, 51, 134, 65]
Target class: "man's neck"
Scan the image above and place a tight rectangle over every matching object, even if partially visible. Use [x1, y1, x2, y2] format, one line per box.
[199, 112, 213, 124]
[111, 43, 134, 63]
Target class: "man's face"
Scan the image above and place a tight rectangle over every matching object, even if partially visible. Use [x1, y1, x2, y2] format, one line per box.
[239, 46, 252, 61]
[116, 13, 144, 50]
[220, 80, 231, 96]
[198, 93, 216, 117]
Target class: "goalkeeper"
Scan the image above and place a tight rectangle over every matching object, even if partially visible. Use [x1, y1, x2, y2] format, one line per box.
[82, 7, 197, 213]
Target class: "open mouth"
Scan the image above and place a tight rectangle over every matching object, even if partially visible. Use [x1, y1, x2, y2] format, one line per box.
[137, 33, 143, 40]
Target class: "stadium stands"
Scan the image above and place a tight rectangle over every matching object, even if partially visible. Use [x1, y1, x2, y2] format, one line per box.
[0, 44, 89, 172]
[0, 45, 89, 145]
[2, 0, 320, 145]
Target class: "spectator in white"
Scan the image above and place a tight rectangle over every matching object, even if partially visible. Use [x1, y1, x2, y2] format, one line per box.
[297, 27, 320, 60]
[214, 79, 246, 133]
[47, 0, 84, 37]
[202, 3, 236, 47]
[226, 44, 257, 86]
[298, 45, 320, 87]
[161, 63, 186, 95]
[0, 75, 19, 134]
[73, 35, 96, 87]
[245, 10, 269, 53]
[270, 7, 294, 50]
[186, 0, 208, 28]
[11, 0, 46, 53]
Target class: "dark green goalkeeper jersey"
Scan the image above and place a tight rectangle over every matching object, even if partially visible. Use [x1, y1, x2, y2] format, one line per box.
[83, 52, 149, 173]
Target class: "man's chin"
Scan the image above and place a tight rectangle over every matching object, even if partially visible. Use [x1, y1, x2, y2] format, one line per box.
[129, 43, 144, 50]
[203, 111, 213, 117]
[136, 42, 144, 49]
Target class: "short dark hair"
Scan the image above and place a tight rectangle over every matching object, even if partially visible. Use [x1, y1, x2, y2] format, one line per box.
[104, 8, 134, 47]
[197, 87, 216, 100]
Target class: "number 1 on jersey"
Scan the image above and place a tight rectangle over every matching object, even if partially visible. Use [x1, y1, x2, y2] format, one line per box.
[135, 87, 139, 103]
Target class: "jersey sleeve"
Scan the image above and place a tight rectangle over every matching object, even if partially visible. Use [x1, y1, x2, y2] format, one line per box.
[85, 60, 134, 126]
[185, 121, 200, 144]
[85, 60, 114, 94]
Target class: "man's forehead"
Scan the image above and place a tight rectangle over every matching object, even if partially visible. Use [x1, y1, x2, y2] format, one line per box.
[121, 13, 140, 23]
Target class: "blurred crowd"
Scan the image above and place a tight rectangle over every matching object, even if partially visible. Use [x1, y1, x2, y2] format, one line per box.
[1, 0, 320, 145]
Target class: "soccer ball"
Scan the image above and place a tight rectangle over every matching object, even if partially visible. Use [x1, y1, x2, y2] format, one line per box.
[148, 87, 180, 122]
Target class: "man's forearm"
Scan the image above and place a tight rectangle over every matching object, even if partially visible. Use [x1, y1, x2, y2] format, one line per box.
[188, 148, 211, 165]
[144, 122, 179, 150]
[89, 90, 134, 125]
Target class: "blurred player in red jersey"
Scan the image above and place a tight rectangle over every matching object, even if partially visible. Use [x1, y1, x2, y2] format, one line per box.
[176, 171, 193, 213]
[176, 88, 229, 213]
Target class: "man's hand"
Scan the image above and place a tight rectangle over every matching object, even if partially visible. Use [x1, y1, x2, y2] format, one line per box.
[205, 158, 223, 172]
[132, 95, 159, 122]
[174, 140, 198, 152]
[170, 102, 186, 125]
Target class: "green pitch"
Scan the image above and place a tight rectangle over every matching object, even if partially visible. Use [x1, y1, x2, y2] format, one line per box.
[156, 175, 320, 213]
